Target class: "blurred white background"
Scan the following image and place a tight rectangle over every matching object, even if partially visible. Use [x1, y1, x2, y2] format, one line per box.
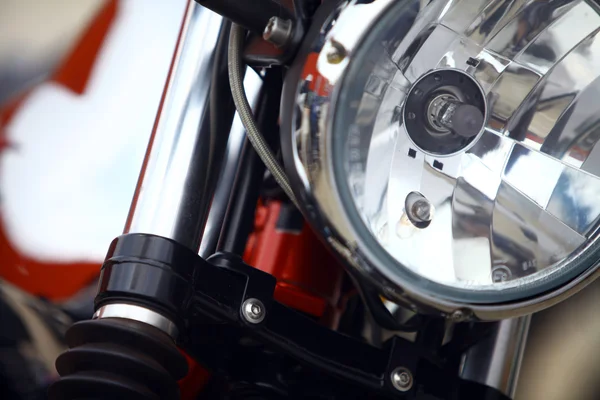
[0, 0, 186, 262]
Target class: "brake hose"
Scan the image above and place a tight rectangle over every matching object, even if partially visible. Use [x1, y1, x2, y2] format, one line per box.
[227, 23, 299, 208]
[228, 24, 425, 333]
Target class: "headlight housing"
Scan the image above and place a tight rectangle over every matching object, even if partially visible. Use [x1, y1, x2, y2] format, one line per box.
[281, 0, 600, 319]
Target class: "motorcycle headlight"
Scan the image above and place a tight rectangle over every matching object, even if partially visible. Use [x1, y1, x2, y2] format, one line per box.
[281, 0, 600, 319]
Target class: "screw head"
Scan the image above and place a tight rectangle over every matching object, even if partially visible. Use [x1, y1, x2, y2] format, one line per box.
[326, 40, 347, 64]
[242, 298, 266, 324]
[263, 17, 293, 48]
[449, 309, 471, 322]
[404, 192, 434, 229]
[391, 367, 413, 392]
[411, 199, 432, 222]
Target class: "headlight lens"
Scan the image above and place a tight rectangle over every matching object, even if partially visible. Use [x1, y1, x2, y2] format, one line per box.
[286, 0, 600, 312]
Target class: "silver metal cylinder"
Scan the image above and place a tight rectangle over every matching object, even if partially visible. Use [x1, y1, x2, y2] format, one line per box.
[460, 316, 531, 398]
[94, 304, 179, 339]
[263, 17, 293, 48]
[124, 2, 224, 251]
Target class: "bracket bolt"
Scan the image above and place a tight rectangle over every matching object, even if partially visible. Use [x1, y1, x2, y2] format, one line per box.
[391, 367, 413, 392]
[242, 298, 266, 324]
[263, 17, 293, 48]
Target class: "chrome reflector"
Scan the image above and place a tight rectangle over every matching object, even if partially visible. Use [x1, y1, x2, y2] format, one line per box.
[282, 0, 600, 317]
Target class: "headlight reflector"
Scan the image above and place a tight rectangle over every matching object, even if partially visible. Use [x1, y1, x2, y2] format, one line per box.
[283, 0, 600, 317]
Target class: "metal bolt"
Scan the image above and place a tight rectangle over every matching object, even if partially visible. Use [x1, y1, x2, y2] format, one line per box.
[405, 192, 434, 229]
[242, 298, 266, 324]
[451, 310, 464, 321]
[449, 309, 471, 322]
[263, 17, 293, 48]
[326, 40, 347, 64]
[411, 199, 432, 222]
[391, 367, 413, 392]
[492, 266, 512, 283]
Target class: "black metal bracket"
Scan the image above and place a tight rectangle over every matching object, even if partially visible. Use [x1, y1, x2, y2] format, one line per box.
[193, 0, 313, 66]
[194, 0, 294, 36]
[94, 233, 512, 399]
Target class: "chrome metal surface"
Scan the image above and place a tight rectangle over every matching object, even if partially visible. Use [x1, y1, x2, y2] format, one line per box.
[241, 298, 266, 324]
[282, 0, 600, 317]
[516, 283, 600, 400]
[390, 367, 413, 392]
[94, 303, 179, 339]
[124, 2, 224, 251]
[427, 94, 459, 133]
[460, 316, 531, 398]
[263, 16, 293, 48]
[404, 191, 434, 229]
[411, 199, 432, 223]
[431, 99, 484, 138]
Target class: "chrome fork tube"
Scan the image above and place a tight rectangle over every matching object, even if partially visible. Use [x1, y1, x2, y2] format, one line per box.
[94, 2, 231, 337]
[124, 1, 225, 251]
[460, 316, 531, 399]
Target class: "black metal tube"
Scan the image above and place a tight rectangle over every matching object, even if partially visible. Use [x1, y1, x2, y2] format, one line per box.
[216, 140, 264, 255]
[216, 70, 283, 255]
[195, 0, 293, 35]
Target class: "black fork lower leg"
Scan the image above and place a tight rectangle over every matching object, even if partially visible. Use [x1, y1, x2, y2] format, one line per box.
[49, 319, 187, 400]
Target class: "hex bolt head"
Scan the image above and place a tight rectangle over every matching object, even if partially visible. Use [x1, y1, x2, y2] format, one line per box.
[263, 17, 293, 48]
[242, 298, 266, 324]
[391, 367, 413, 392]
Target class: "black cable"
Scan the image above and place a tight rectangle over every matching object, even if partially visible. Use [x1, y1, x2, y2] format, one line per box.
[228, 24, 299, 208]
[362, 285, 424, 332]
[440, 322, 497, 361]
[346, 268, 424, 332]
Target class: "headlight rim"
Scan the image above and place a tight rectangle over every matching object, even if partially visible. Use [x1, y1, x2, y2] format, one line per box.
[280, 0, 600, 320]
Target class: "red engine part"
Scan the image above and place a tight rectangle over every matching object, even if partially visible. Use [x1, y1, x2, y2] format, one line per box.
[244, 200, 344, 319]
[178, 352, 212, 400]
